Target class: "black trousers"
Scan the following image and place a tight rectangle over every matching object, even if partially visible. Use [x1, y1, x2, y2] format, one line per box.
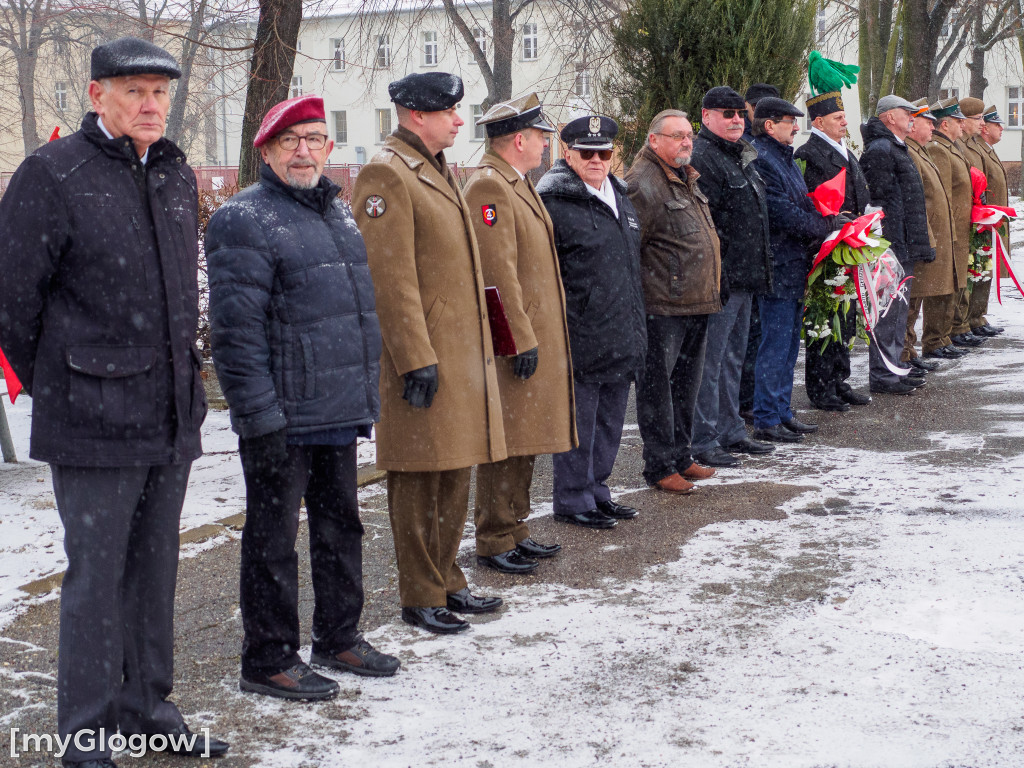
[51, 463, 191, 763]
[239, 441, 364, 678]
[638, 313, 709, 484]
[805, 302, 856, 403]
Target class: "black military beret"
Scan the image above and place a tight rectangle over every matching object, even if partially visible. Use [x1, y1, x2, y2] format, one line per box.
[703, 86, 746, 110]
[744, 83, 780, 105]
[91, 37, 181, 81]
[388, 72, 464, 111]
[560, 115, 618, 150]
[753, 96, 804, 120]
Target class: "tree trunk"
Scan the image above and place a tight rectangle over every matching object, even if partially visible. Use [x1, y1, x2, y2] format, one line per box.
[489, 0, 514, 106]
[15, 48, 41, 155]
[237, 0, 302, 188]
[967, 1, 988, 98]
[165, 1, 208, 146]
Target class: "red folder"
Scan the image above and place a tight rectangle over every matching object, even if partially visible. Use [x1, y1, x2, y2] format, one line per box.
[485, 286, 518, 357]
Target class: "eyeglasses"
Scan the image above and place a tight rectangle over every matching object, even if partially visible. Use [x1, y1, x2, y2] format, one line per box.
[276, 133, 329, 151]
[710, 109, 743, 119]
[577, 149, 613, 161]
[655, 132, 693, 142]
[771, 117, 798, 126]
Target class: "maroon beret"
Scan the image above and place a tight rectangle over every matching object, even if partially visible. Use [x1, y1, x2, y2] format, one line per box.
[253, 94, 326, 147]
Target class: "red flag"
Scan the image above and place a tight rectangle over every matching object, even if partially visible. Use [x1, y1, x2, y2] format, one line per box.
[0, 347, 21, 403]
[49, 126, 60, 142]
[807, 168, 847, 216]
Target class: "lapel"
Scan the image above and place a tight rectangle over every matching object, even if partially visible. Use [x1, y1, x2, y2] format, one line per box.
[385, 134, 461, 207]
[481, 151, 548, 222]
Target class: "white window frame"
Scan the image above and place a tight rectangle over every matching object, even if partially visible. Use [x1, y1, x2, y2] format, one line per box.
[472, 104, 485, 140]
[939, 87, 960, 102]
[290, 76, 303, 98]
[470, 25, 487, 62]
[331, 38, 345, 71]
[423, 30, 438, 66]
[1008, 86, 1023, 129]
[522, 23, 538, 61]
[333, 110, 347, 144]
[574, 64, 591, 99]
[55, 81, 67, 112]
[376, 35, 391, 68]
[376, 108, 392, 143]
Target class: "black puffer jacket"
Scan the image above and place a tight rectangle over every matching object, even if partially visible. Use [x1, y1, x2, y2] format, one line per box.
[859, 117, 934, 266]
[206, 163, 381, 439]
[690, 127, 773, 295]
[0, 112, 205, 467]
[537, 160, 647, 384]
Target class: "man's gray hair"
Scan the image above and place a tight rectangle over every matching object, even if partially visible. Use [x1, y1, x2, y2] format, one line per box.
[648, 109, 689, 139]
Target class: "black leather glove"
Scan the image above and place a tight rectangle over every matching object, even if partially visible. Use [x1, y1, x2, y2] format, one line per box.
[239, 428, 288, 469]
[825, 213, 854, 230]
[513, 347, 539, 379]
[402, 364, 438, 408]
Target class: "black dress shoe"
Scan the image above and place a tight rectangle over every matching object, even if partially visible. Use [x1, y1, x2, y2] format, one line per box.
[924, 346, 957, 359]
[781, 417, 818, 434]
[811, 395, 850, 412]
[984, 324, 1005, 334]
[240, 662, 339, 700]
[724, 437, 774, 455]
[971, 325, 999, 337]
[447, 587, 503, 614]
[145, 724, 230, 757]
[870, 380, 916, 395]
[951, 333, 983, 347]
[554, 510, 617, 528]
[477, 549, 539, 574]
[401, 606, 470, 633]
[596, 499, 638, 519]
[694, 446, 741, 466]
[516, 537, 561, 558]
[901, 375, 926, 388]
[311, 638, 400, 677]
[909, 357, 940, 372]
[752, 424, 804, 443]
[838, 387, 872, 405]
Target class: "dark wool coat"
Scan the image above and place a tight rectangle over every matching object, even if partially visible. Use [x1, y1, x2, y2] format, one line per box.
[751, 134, 831, 301]
[205, 163, 382, 439]
[859, 117, 934, 267]
[690, 127, 773, 295]
[0, 112, 205, 466]
[794, 132, 871, 217]
[537, 160, 647, 385]
[624, 145, 722, 316]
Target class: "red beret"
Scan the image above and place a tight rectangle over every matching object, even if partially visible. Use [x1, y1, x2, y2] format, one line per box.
[253, 94, 326, 147]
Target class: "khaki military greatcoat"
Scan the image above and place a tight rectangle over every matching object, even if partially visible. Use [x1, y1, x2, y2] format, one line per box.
[977, 137, 1011, 279]
[353, 134, 506, 472]
[906, 138, 955, 297]
[463, 151, 577, 457]
[927, 132, 972, 288]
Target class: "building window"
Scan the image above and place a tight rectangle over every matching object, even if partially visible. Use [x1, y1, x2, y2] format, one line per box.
[55, 81, 67, 112]
[939, 87, 960, 102]
[470, 26, 487, 62]
[522, 23, 538, 61]
[376, 35, 391, 68]
[472, 105, 485, 140]
[333, 110, 347, 144]
[1009, 87, 1023, 128]
[290, 76, 302, 98]
[574, 64, 591, 99]
[376, 108, 392, 143]
[295, 40, 302, 52]
[816, 8, 827, 41]
[423, 31, 438, 66]
[331, 38, 345, 71]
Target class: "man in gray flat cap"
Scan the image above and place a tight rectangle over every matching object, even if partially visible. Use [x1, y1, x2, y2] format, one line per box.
[0, 37, 227, 767]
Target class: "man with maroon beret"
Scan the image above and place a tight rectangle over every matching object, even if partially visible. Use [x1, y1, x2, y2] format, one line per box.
[207, 93, 399, 700]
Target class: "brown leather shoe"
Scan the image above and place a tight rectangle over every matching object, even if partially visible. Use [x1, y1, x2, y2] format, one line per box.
[681, 462, 716, 480]
[655, 473, 694, 494]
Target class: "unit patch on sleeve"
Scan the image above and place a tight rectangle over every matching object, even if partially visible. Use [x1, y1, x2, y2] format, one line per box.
[365, 195, 387, 218]
[481, 204, 497, 227]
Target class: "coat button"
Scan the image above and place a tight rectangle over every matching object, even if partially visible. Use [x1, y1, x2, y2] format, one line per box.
[487, 358, 493, 364]
[106, 363, 116, 372]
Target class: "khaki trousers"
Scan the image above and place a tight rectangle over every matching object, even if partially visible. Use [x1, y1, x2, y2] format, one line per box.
[951, 286, 972, 336]
[474, 455, 535, 557]
[967, 278, 991, 329]
[386, 468, 470, 608]
[905, 294, 954, 358]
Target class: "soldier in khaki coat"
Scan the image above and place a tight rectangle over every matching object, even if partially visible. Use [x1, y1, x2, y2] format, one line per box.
[462, 94, 577, 575]
[904, 101, 956, 363]
[968, 105, 1009, 337]
[353, 72, 506, 636]
[926, 99, 974, 360]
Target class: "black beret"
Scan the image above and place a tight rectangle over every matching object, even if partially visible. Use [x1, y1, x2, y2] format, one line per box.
[388, 72, 464, 111]
[753, 96, 804, 120]
[744, 83, 780, 105]
[560, 115, 618, 150]
[703, 86, 746, 110]
[91, 37, 181, 81]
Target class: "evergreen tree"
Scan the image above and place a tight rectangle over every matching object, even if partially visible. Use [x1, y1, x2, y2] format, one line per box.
[610, 0, 818, 161]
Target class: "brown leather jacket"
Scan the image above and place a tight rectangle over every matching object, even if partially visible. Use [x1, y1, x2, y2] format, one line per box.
[625, 145, 722, 316]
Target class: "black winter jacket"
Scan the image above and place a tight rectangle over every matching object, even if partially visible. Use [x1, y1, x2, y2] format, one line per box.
[690, 127, 773, 295]
[537, 160, 647, 384]
[0, 112, 205, 466]
[205, 163, 381, 439]
[794, 132, 871, 218]
[859, 117, 934, 266]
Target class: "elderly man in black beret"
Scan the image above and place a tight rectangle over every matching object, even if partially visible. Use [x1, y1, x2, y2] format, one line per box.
[690, 86, 775, 467]
[353, 73, 505, 635]
[0, 37, 227, 767]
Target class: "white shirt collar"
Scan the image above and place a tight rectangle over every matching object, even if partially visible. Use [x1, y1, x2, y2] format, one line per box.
[584, 175, 618, 218]
[811, 127, 848, 160]
[98, 116, 149, 165]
